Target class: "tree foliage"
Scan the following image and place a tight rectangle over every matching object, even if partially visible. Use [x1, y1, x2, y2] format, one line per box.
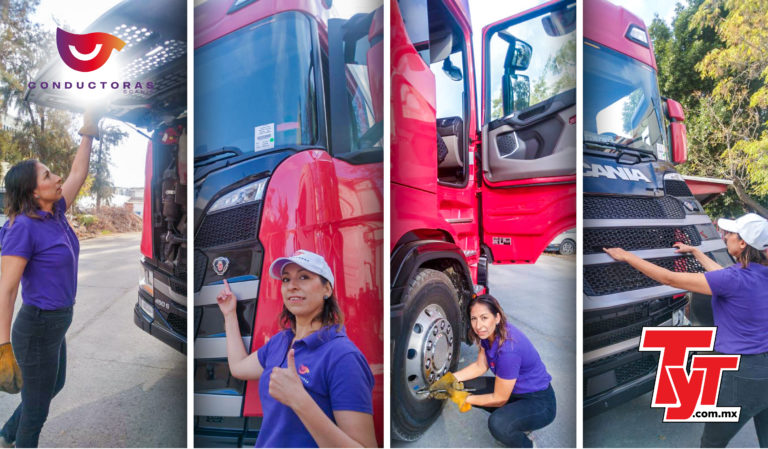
[90, 124, 128, 210]
[650, 0, 768, 217]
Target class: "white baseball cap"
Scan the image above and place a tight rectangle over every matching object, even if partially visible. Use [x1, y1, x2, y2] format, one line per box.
[718, 213, 768, 250]
[269, 249, 335, 287]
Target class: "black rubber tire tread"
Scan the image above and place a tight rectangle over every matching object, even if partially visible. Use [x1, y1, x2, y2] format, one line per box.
[391, 268, 461, 442]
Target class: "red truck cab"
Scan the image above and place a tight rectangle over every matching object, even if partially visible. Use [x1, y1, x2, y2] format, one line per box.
[390, 0, 576, 440]
[193, 0, 383, 445]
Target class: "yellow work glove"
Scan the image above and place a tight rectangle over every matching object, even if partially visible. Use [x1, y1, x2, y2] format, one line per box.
[78, 108, 102, 139]
[0, 343, 22, 394]
[450, 389, 472, 413]
[428, 371, 464, 399]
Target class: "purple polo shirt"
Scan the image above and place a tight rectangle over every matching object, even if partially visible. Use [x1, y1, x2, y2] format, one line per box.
[481, 322, 552, 394]
[255, 325, 374, 448]
[0, 197, 79, 310]
[705, 263, 768, 354]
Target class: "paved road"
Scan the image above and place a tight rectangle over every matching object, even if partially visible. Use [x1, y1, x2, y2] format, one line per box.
[0, 233, 186, 448]
[584, 391, 759, 447]
[394, 254, 576, 448]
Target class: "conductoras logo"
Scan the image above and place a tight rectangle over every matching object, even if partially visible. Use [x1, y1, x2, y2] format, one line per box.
[640, 327, 741, 422]
[56, 28, 125, 72]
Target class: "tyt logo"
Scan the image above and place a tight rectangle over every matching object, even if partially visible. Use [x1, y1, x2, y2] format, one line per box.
[640, 327, 741, 422]
[56, 28, 125, 72]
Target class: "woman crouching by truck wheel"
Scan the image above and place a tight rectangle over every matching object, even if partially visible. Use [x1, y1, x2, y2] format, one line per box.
[0, 111, 99, 448]
[430, 294, 556, 448]
[216, 250, 377, 448]
[603, 213, 768, 448]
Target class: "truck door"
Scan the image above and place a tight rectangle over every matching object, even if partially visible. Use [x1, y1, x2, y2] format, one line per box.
[480, 0, 576, 263]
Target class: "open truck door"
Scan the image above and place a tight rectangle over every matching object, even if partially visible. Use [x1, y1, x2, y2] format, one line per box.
[480, 0, 576, 264]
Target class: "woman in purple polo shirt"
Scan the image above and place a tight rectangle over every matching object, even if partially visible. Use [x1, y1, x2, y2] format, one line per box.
[215, 249, 377, 448]
[604, 213, 768, 448]
[433, 294, 555, 448]
[0, 112, 99, 448]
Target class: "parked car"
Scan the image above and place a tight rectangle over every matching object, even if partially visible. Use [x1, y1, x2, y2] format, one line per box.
[546, 228, 576, 255]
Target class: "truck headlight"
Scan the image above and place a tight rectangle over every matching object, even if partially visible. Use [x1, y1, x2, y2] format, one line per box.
[139, 266, 154, 296]
[208, 178, 268, 213]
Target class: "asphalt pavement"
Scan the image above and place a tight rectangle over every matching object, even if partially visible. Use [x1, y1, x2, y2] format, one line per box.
[394, 253, 577, 448]
[0, 232, 186, 448]
[584, 391, 760, 447]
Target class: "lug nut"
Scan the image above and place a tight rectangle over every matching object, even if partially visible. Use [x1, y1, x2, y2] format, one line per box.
[426, 341, 433, 351]
[425, 359, 431, 369]
[440, 321, 445, 329]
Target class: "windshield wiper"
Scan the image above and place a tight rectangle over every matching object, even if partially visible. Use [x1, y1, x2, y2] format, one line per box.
[194, 146, 241, 165]
[583, 139, 638, 152]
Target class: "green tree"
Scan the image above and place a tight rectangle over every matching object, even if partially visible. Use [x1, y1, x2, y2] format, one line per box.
[90, 124, 128, 210]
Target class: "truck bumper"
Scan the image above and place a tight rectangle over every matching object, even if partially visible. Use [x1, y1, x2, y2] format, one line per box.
[584, 369, 656, 418]
[134, 290, 186, 354]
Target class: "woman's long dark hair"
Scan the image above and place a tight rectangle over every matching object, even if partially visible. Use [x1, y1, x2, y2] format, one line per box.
[466, 294, 509, 347]
[4, 159, 43, 224]
[736, 237, 768, 268]
[279, 275, 344, 332]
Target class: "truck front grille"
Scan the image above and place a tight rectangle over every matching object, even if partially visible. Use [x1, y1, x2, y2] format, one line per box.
[194, 250, 207, 292]
[196, 203, 261, 248]
[615, 353, 658, 385]
[584, 226, 701, 254]
[584, 195, 685, 220]
[585, 256, 705, 296]
[664, 179, 693, 197]
[584, 295, 687, 352]
[166, 312, 186, 336]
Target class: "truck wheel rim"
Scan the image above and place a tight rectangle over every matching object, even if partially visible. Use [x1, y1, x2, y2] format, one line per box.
[562, 241, 574, 254]
[404, 303, 454, 399]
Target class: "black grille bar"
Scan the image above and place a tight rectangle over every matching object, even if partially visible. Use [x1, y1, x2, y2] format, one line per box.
[584, 256, 705, 296]
[584, 195, 685, 220]
[584, 226, 701, 254]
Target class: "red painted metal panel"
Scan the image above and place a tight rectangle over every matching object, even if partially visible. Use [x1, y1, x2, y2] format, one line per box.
[584, 0, 657, 70]
[243, 150, 384, 445]
[390, 0, 438, 195]
[140, 139, 153, 259]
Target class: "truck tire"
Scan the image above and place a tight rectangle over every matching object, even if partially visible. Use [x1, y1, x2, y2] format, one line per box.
[392, 268, 461, 441]
[559, 238, 575, 255]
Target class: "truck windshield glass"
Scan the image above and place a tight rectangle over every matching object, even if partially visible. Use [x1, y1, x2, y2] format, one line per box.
[583, 41, 666, 156]
[194, 12, 319, 157]
[487, 3, 576, 122]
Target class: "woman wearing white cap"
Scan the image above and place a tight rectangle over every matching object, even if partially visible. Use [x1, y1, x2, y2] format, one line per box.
[215, 249, 377, 448]
[603, 213, 768, 447]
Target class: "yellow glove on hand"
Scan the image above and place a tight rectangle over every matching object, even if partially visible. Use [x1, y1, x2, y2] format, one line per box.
[0, 342, 22, 394]
[78, 108, 102, 139]
[450, 389, 472, 413]
[428, 372, 464, 400]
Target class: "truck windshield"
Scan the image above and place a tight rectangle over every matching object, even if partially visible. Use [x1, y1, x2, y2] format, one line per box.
[194, 12, 320, 157]
[583, 41, 666, 157]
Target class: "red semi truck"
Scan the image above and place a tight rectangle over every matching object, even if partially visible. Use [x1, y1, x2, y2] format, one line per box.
[390, 0, 576, 440]
[582, 0, 730, 416]
[192, 0, 384, 445]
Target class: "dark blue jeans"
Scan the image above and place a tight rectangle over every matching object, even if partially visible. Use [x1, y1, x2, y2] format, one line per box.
[465, 377, 556, 448]
[1, 304, 72, 448]
[701, 352, 768, 448]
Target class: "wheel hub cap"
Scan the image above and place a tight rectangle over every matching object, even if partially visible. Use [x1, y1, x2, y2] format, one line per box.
[404, 304, 454, 399]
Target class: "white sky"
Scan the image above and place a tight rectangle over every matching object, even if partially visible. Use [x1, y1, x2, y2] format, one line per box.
[31, 0, 150, 188]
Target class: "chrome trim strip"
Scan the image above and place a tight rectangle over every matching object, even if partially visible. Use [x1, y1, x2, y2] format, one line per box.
[154, 279, 186, 306]
[584, 318, 673, 363]
[584, 240, 726, 265]
[584, 285, 687, 311]
[584, 215, 712, 228]
[195, 336, 252, 359]
[195, 279, 260, 306]
[194, 393, 243, 417]
[446, 218, 473, 224]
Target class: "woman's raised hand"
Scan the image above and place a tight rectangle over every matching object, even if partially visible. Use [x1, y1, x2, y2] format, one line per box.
[673, 242, 696, 254]
[216, 279, 237, 317]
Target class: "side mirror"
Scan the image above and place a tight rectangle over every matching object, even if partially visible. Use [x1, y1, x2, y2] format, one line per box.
[499, 31, 532, 71]
[541, 7, 576, 37]
[665, 98, 687, 164]
[442, 58, 462, 82]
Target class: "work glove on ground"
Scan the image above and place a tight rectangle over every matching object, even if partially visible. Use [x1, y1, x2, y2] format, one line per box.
[428, 372, 464, 400]
[78, 108, 102, 139]
[0, 343, 22, 394]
